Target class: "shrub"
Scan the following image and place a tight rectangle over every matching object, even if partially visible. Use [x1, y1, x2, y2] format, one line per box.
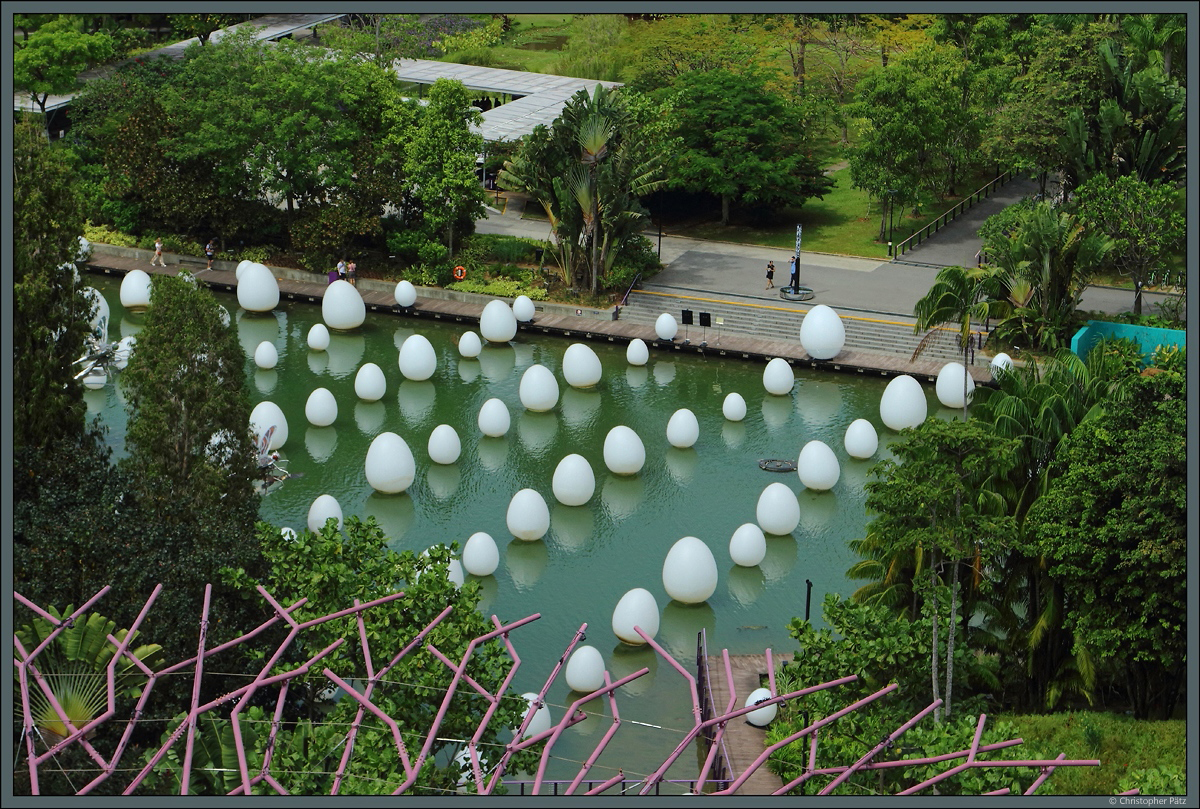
[82, 221, 137, 248]
[1149, 343, 1185, 374]
[417, 240, 449, 268]
[386, 229, 429, 264]
[446, 279, 547, 301]
[1091, 336, 1145, 381]
[1116, 766, 1186, 796]
[237, 246, 274, 264]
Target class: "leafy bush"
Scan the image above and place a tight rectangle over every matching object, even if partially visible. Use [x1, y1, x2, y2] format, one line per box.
[1090, 336, 1145, 381]
[386, 229, 429, 264]
[417, 240, 449, 268]
[446, 279, 547, 301]
[1116, 766, 1186, 796]
[82, 220, 137, 247]
[99, 198, 143, 235]
[237, 246, 274, 264]
[407, 265, 441, 287]
[1149, 343, 1185, 374]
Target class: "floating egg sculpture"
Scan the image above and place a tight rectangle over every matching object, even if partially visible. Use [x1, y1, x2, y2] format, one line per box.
[763, 357, 794, 396]
[507, 488, 551, 541]
[428, 424, 461, 465]
[364, 431, 416, 494]
[83, 371, 107, 390]
[520, 693, 552, 739]
[249, 401, 288, 450]
[254, 341, 278, 370]
[662, 536, 718, 604]
[462, 532, 499, 576]
[479, 299, 517, 343]
[458, 331, 482, 358]
[565, 646, 606, 693]
[666, 408, 699, 449]
[722, 393, 747, 422]
[729, 523, 767, 567]
[756, 482, 800, 536]
[799, 304, 846, 360]
[394, 280, 417, 308]
[612, 588, 660, 645]
[990, 352, 1013, 378]
[935, 362, 976, 409]
[235, 260, 254, 281]
[447, 557, 465, 589]
[354, 362, 386, 401]
[307, 494, 343, 533]
[305, 387, 338, 427]
[879, 374, 928, 431]
[83, 288, 109, 336]
[603, 426, 645, 475]
[519, 364, 559, 412]
[113, 336, 136, 370]
[745, 687, 778, 727]
[512, 295, 536, 323]
[76, 236, 92, 263]
[552, 454, 595, 506]
[397, 333, 437, 381]
[797, 440, 840, 491]
[478, 398, 510, 437]
[321, 279, 365, 330]
[217, 305, 231, 328]
[237, 263, 280, 312]
[307, 323, 330, 351]
[119, 269, 152, 310]
[654, 313, 678, 341]
[626, 338, 649, 366]
[280, 527, 297, 542]
[844, 418, 879, 459]
[562, 343, 602, 388]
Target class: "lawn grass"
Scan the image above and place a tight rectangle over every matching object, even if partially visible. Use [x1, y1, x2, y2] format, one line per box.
[1000, 712, 1186, 795]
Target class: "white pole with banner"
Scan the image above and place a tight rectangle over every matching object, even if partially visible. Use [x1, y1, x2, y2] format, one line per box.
[795, 225, 803, 288]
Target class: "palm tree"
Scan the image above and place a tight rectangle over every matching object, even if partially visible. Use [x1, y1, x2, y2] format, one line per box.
[912, 264, 1007, 420]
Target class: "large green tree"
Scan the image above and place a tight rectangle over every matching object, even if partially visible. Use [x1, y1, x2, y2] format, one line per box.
[1023, 370, 1186, 720]
[13, 119, 93, 454]
[12, 15, 114, 137]
[662, 68, 834, 225]
[403, 78, 488, 259]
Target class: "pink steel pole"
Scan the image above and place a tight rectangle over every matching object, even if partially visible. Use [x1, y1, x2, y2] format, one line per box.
[565, 671, 637, 795]
[179, 584, 213, 795]
[694, 648, 739, 793]
[1024, 752, 1066, 795]
[817, 699, 942, 795]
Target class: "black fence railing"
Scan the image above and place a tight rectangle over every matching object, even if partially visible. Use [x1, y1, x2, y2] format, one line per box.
[504, 778, 702, 796]
[696, 628, 734, 793]
[892, 170, 1015, 259]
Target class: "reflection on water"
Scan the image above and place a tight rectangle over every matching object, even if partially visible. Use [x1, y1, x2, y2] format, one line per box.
[477, 435, 509, 471]
[761, 534, 798, 584]
[607, 642, 657, 697]
[517, 410, 558, 457]
[457, 358, 480, 384]
[254, 368, 279, 395]
[721, 420, 746, 449]
[477, 344, 515, 382]
[600, 474, 645, 522]
[658, 601, 717, 662]
[397, 379, 436, 428]
[550, 503, 594, 552]
[625, 365, 648, 389]
[237, 309, 284, 359]
[354, 400, 387, 437]
[795, 377, 844, 426]
[727, 564, 765, 607]
[306, 348, 328, 375]
[472, 573, 499, 616]
[370, 492, 416, 550]
[760, 392, 793, 431]
[305, 425, 338, 463]
[652, 361, 675, 387]
[325, 333, 365, 378]
[119, 316, 144, 339]
[798, 488, 839, 533]
[506, 538, 548, 591]
[664, 447, 699, 485]
[425, 463, 461, 501]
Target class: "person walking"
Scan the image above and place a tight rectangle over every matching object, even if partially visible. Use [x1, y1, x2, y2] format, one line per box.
[788, 256, 798, 291]
[205, 239, 216, 270]
[151, 237, 165, 267]
[336, 258, 347, 281]
[764, 260, 775, 290]
[347, 259, 357, 286]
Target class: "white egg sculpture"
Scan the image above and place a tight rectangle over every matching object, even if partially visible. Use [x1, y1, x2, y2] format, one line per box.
[626, 338, 649, 366]
[83, 372, 107, 390]
[729, 523, 767, 567]
[512, 295, 536, 323]
[237, 263, 279, 312]
[666, 408, 699, 449]
[112, 336, 136, 370]
[562, 343, 602, 388]
[462, 532, 499, 576]
[763, 358, 794, 396]
[990, 352, 1013, 378]
[119, 269, 152, 310]
[936, 362, 976, 409]
[797, 440, 840, 491]
[394, 280, 417, 308]
[364, 431, 416, 494]
[458, 331, 482, 358]
[398, 334, 437, 382]
[478, 398, 510, 437]
[305, 387, 338, 427]
[552, 454, 595, 506]
[249, 401, 288, 450]
[612, 588, 660, 645]
[756, 482, 800, 536]
[280, 527, 297, 542]
[880, 374, 928, 431]
[427, 424, 461, 465]
[307, 323, 330, 352]
[354, 362, 386, 401]
[235, 260, 254, 281]
[662, 536, 718, 604]
[603, 426, 645, 475]
[479, 299, 517, 343]
[307, 494, 343, 533]
[520, 693, 552, 739]
[322, 279, 366, 330]
[83, 288, 109, 337]
[564, 646, 605, 693]
[507, 488, 551, 541]
[722, 393, 747, 422]
[254, 341, 278, 370]
[799, 304, 846, 360]
[518, 364, 559, 412]
[654, 313, 678, 341]
[745, 687, 778, 727]
[843, 418, 879, 459]
[447, 557, 465, 589]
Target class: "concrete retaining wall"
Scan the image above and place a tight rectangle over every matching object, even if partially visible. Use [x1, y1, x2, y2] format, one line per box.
[1070, 320, 1186, 363]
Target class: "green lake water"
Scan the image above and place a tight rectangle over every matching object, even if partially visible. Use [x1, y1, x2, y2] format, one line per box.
[82, 274, 952, 787]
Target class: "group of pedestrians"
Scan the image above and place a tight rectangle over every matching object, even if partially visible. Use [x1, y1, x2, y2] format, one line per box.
[328, 258, 358, 286]
[764, 256, 799, 291]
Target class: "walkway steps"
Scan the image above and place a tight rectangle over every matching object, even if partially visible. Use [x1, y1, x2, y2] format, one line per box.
[84, 256, 992, 385]
[704, 653, 793, 795]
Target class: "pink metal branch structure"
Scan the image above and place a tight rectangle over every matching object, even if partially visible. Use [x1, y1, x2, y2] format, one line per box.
[13, 588, 1103, 796]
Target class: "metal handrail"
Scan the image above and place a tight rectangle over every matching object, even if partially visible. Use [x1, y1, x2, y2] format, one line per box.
[695, 628, 734, 792]
[619, 273, 642, 307]
[893, 170, 1014, 258]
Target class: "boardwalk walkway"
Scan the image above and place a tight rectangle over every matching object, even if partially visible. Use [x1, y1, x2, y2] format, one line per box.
[703, 652, 793, 795]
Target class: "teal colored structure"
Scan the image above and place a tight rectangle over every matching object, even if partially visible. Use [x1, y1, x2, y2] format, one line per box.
[1070, 320, 1186, 363]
